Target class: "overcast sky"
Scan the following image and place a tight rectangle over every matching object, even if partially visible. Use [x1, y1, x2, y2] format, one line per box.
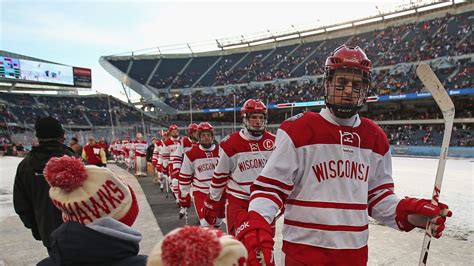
[1, 0, 435, 102]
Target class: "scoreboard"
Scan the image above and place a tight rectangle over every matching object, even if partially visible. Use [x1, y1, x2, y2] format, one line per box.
[0, 56, 91, 88]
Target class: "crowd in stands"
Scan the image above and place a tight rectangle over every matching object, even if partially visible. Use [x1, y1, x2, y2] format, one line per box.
[159, 10, 472, 110]
[0, 93, 154, 127]
[123, 10, 472, 91]
[382, 124, 473, 147]
[164, 56, 471, 110]
[165, 79, 325, 110]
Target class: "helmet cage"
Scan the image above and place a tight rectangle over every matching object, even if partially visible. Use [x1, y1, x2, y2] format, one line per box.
[323, 45, 371, 118]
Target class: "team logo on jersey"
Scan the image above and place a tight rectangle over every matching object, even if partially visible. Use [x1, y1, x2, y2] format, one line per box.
[249, 143, 259, 152]
[221, 135, 230, 143]
[286, 113, 304, 121]
[263, 139, 275, 150]
[339, 130, 361, 149]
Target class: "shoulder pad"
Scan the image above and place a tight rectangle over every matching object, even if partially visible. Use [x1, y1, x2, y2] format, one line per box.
[220, 135, 230, 143]
[286, 113, 304, 121]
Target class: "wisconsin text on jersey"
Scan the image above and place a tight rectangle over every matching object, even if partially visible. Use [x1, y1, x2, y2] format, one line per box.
[312, 160, 369, 183]
[238, 158, 268, 172]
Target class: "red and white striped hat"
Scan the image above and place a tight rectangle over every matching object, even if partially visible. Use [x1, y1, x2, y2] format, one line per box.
[43, 155, 139, 226]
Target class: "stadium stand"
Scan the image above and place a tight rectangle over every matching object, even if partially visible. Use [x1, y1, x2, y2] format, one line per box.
[100, 7, 472, 122]
[0, 93, 155, 127]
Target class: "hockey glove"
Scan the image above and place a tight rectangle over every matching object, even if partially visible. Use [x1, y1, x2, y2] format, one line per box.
[235, 210, 275, 266]
[202, 195, 222, 225]
[179, 192, 191, 208]
[396, 197, 452, 238]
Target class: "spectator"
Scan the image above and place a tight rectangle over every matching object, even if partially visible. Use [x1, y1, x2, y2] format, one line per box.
[97, 137, 110, 159]
[37, 155, 144, 266]
[15, 142, 26, 157]
[13, 116, 77, 251]
[82, 137, 107, 167]
[69, 137, 82, 156]
[146, 137, 157, 163]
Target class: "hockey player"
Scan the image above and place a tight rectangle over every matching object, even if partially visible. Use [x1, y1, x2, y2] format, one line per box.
[132, 133, 148, 177]
[170, 123, 199, 210]
[234, 45, 452, 266]
[161, 125, 182, 201]
[115, 138, 124, 164]
[122, 136, 132, 169]
[202, 99, 276, 235]
[178, 122, 225, 226]
[185, 123, 199, 145]
[152, 131, 169, 189]
[109, 139, 117, 163]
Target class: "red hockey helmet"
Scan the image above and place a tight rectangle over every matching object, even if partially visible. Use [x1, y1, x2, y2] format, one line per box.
[187, 123, 198, 135]
[168, 124, 178, 132]
[323, 45, 372, 118]
[241, 99, 267, 137]
[161, 131, 169, 137]
[197, 122, 214, 135]
[240, 99, 267, 118]
[197, 122, 214, 148]
[325, 45, 371, 73]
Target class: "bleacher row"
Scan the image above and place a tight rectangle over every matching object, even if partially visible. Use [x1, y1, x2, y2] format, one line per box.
[165, 57, 472, 111]
[105, 10, 473, 111]
[0, 93, 154, 127]
[382, 124, 472, 147]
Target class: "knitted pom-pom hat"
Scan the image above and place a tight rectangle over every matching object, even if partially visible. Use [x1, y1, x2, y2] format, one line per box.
[147, 226, 247, 266]
[43, 155, 139, 226]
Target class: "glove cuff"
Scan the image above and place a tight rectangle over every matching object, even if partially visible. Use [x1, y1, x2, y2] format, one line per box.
[395, 197, 418, 232]
[235, 211, 273, 242]
[204, 196, 221, 211]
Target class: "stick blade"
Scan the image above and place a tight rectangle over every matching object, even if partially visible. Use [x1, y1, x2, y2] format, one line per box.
[416, 63, 454, 113]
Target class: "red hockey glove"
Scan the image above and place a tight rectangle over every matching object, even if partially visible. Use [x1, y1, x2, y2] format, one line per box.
[156, 163, 163, 173]
[396, 197, 452, 238]
[179, 193, 191, 208]
[235, 210, 275, 266]
[202, 195, 222, 225]
[151, 158, 157, 167]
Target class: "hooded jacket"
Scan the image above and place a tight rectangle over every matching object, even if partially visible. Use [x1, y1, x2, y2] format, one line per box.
[13, 141, 77, 247]
[37, 218, 147, 266]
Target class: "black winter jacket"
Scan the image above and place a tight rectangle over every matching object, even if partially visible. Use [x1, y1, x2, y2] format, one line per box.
[37, 221, 147, 266]
[13, 142, 77, 248]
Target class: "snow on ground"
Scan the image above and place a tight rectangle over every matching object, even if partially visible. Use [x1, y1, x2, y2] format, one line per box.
[0, 156, 21, 222]
[390, 157, 473, 242]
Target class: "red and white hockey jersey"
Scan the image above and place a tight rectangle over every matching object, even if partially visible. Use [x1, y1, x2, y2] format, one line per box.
[161, 137, 181, 176]
[131, 139, 148, 157]
[122, 139, 131, 157]
[248, 108, 400, 265]
[209, 129, 275, 201]
[170, 136, 197, 179]
[178, 144, 219, 196]
[152, 140, 164, 167]
[114, 141, 123, 155]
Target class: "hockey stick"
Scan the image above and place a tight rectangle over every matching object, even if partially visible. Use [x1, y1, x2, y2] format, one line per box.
[416, 63, 455, 266]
